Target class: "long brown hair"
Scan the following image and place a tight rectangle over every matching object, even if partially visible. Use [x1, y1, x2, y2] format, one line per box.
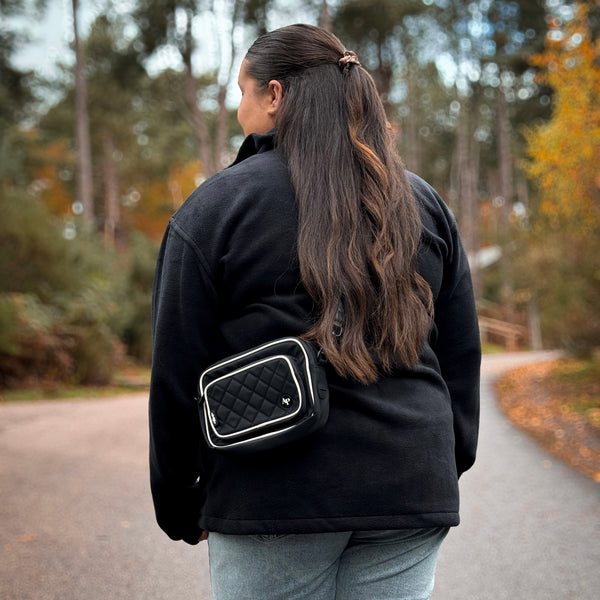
[245, 24, 433, 384]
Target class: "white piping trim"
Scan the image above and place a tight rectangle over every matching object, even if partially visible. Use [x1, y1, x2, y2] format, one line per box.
[199, 337, 319, 450]
[203, 402, 309, 449]
[199, 337, 316, 407]
[204, 354, 303, 439]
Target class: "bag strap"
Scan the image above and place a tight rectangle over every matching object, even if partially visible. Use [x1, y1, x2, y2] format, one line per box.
[317, 301, 345, 364]
[332, 301, 345, 338]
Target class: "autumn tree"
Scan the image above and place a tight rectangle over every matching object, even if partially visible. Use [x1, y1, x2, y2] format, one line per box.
[83, 14, 144, 242]
[133, 0, 244, 177]
[36, 12, 208, 243]
[525, 2, 600, 229]
[520, 1, 600, 356]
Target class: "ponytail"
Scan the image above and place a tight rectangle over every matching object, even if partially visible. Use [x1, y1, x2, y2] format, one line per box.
[246, 24, 433, 383]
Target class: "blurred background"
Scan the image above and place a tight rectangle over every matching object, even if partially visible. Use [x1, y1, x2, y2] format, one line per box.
[1, 0, 599, 394]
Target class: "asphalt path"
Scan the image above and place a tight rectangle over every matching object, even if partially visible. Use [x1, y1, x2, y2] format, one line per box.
[1, 352, 598, 599]
[433, 352, 599, 600]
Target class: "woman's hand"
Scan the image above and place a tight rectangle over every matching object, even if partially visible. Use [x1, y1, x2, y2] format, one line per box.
[182, 529, 208, 545]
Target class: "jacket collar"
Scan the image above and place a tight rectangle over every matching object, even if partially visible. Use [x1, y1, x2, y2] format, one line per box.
[230, 130, 275, 167]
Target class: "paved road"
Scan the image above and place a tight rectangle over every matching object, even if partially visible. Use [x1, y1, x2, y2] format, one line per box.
[1, 352, 598, 599]
[433, 352, 599, 600]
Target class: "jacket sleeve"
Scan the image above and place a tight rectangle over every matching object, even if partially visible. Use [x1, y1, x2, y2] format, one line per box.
[149, 220, 219, 543]
[432, 208, 481, 478]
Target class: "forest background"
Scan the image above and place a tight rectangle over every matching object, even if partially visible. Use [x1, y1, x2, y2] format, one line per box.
[0, 0, 599, 393]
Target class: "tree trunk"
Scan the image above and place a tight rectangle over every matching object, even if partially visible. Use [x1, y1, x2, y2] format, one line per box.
[372, 34, 394, 118]
[528, 299, 543, 351]
[455, 93, 470, 228]
[516, 171, 529, 213]
[101, 129, 119, 246]
[319, 1, 332, 31]
[214, 0, 241, 173]
[454, 89, 481, 298]
[183, 12, 214, 177]
[466, 87, 481, 299]
[465, 140, 481, 299]
[497, 86, 513, 227]
[72, 0, 94, 225]
[168, 178, 183, 210]
[215, 84, 228, 172]
[184, 58, 213, 176]
[404, 64, 420, 174]
[497, 86, 515, 320]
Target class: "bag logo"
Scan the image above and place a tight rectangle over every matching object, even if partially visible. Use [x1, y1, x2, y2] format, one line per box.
[280, 395, 292, 408]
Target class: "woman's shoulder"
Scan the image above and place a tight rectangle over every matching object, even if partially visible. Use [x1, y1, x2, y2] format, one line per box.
[174, 148, 292, 227]
[165, 143, 295, 273]
[407, 172, 446, 213]
[406, 171, 459, 236]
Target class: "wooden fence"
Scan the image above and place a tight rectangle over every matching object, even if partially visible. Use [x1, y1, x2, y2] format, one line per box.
[478, 316, 528, 352]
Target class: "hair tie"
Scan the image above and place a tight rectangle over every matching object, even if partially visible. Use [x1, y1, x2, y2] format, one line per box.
[338, 50, 360, 72]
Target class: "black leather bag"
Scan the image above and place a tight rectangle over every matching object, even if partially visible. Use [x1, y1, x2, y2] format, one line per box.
[197, 337, 329, 453]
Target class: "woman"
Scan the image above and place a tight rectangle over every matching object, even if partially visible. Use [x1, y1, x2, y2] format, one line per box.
[149, 24, 480, 600]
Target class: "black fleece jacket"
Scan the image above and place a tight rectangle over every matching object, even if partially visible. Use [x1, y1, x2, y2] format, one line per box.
[149, 131, 481, 543]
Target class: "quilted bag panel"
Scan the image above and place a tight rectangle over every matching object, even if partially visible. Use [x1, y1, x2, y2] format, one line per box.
[198, 337, 329, 453]
[204, 355, 305, 438]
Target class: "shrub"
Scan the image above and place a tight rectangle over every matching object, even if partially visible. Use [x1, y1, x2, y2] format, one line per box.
[0, 294, 123, 388]
[115, 231, 158, 365]
[513, 227, 600, 358]
[0, 191, 126, 388]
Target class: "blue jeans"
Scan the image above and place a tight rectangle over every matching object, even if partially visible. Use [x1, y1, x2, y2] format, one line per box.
[208, 527, 449, 600]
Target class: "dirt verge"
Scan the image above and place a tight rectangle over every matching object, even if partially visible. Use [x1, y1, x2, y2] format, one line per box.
[495, 359, 600, 483]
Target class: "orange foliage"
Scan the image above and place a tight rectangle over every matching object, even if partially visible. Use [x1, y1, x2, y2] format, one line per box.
[525, 3, 600, 231]
[28, 137, 75, 217]
[495, 359, 600, 483]
[122, 160, 202, 241]
[25, 126, 201, 242]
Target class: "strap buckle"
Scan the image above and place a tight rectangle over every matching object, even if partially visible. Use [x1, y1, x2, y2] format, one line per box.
[332, 302, 345, 338]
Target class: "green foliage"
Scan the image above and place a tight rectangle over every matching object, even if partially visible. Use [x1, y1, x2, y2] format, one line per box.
[0, 189, 119, 386]
[551, 357, 600, 386]
[0, 293, 77, 387]
[113, 231, 159, 364]
[523, 3, 600, 230]
[0, 188, 157, 388]
[518, 3, 600, 357]
[1, 188, 77, 299]
[0, 294, 18, 354]
[2, 0, 596, 388]
[513, 226, 600, 358]
[0, 25, 35, 187]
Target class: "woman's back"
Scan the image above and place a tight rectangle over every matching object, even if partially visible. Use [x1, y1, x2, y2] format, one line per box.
[149, 23, 481, 600]
[152, 130, 479, 535]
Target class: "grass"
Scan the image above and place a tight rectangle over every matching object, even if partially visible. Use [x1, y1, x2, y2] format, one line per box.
[550, 357, 600, 385]
[0, 361, 151, 403]
[481, 342, 507, 354]
[0, 385, 145, 402]
[549, 357, 600, 427]
[495, 356, 600, 482]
